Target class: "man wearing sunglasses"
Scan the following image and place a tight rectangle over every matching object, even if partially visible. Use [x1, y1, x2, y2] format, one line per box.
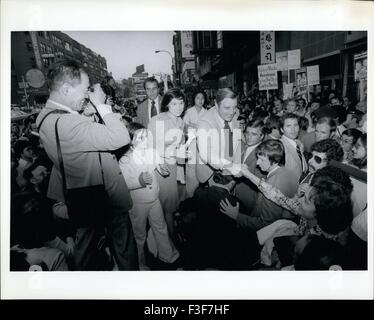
[299, 139, 344, 193]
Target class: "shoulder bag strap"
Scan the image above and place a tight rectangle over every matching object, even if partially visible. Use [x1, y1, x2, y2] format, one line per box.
[37, 109, 68, 132]
[54, 117, 68, 200]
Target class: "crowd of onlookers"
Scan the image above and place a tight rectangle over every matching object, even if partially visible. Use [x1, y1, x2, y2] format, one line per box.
[10, 61, 367, 271]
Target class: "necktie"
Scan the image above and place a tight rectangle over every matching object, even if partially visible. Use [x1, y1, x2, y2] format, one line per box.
[151, 100, 157, 117]
[296, 143, 304, 171]
[224, 120, 233, 159]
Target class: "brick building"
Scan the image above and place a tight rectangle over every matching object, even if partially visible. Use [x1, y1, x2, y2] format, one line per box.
[11, 31, 108, 105]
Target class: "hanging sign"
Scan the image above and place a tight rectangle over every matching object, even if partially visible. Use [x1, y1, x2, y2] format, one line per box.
[260, 31, 275, 65]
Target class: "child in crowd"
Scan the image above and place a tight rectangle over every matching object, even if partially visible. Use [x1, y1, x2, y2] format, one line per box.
[119, 122, 179, 270]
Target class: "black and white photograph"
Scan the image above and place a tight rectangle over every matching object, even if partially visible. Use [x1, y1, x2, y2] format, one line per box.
[1, 0, 373, 301]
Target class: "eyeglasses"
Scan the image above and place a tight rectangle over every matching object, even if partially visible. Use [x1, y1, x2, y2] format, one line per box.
[312, 154, 327, 164]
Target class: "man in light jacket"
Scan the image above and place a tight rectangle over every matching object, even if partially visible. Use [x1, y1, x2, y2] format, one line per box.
[36, 59, 138, 270]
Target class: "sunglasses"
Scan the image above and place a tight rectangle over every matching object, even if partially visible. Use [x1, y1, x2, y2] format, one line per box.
[312, 154, 327, 164]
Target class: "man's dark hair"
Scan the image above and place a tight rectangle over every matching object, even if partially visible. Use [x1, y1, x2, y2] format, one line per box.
[316, 116, 337, 133]
[311, 138, 344, 162]
[47, 59, 86, 91]
[256, 139, 285, 166]
[212, 172, 234, 185]
[245, 118, 265, 133]
[311, 166, 353, 234]
[215, 88, 237, 105]
[279, 112, 299, 129]
[263, 115, 281, 135]
[342, 128, 362, 145]
[143, 77, 159, 90]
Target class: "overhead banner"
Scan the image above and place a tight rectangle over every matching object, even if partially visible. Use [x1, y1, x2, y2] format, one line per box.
[276, 51, 288, 71]
[260, 31, 275, 65]
[354, 51, 367, 82]
[287, 49, 301, 70]
[258, 63, 278, 90]
[307, 65, 320, 85]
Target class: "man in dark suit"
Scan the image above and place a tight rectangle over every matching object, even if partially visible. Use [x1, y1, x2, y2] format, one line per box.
[279, 113, 308, 181]
[135, 77, 162, 127]
[234, 119, 266, 213]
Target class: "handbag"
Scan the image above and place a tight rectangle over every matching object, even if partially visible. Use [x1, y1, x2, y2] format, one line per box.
[55, 117, 109, 227]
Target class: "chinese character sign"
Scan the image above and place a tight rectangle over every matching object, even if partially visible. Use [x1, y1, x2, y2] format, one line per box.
[258, 63, 278, 90]
[260, 31, 275, 65]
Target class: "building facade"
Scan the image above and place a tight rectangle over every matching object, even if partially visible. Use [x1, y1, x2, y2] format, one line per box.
[190, 31, 367, 101]
[11, 31, 108, 105]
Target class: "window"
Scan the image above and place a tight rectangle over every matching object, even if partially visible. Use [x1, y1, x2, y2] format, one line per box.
[65, 42, 72, 51]
[47, 45, 53, 54]
[44, 31, 50, 40]
[38, 31, 44, 37]
[39, 42, 46, 53]
[42, 58, 49, 68]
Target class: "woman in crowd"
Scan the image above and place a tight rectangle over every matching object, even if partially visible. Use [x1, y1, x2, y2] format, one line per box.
[340, 128, 362, 163]
[148, 88, 188, 239]
[183, 90, 208, 197]
[350, 133, 367, 170]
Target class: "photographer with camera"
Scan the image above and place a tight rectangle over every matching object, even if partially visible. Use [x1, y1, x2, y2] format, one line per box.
[36, 59, 138, 271]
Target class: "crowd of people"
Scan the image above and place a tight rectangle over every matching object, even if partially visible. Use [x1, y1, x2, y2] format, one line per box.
[10, 58, 367, 271]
